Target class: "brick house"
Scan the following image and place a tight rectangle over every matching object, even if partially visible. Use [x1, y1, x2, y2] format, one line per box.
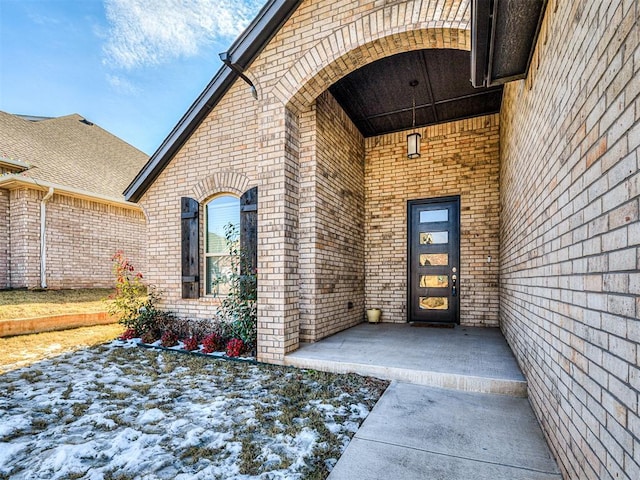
[125, 1, 639, 477]
[0, 111, 147, 289]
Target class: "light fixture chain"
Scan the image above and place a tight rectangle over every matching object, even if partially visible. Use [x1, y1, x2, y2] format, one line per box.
[412, 91, 416, 129]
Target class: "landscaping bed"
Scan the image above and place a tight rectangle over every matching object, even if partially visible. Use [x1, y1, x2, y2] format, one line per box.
[0, 343, 388, 480]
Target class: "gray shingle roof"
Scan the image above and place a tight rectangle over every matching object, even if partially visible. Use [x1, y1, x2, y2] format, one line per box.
[0, 111, 148, 199]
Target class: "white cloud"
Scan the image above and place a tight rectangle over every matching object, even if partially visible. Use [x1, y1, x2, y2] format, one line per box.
[102, 0, 264, 69]
[106, 74, 139, 94]
[27, 12, 62, 26]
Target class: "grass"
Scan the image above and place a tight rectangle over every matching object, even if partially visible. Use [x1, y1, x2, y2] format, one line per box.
[0, 323, 124, 373]
[0, 345, 389, 479]
[0, 288, 114, 320]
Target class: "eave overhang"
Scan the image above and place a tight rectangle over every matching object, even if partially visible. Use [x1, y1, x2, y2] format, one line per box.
[1, 175, 142, 210]
[0, 156, 30, 172]
[471, 0, 548, 88]
[124, 0, 303, 202]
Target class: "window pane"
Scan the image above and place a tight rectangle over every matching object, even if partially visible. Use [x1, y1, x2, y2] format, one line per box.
[420, 275, 448, 288]
[419, 254, 448, 266]
[420, 209, 448, 223]
[420, 231, 448, 244]
[419, 297, 448, 310]
[206, 256, 234, 296]
[206, 196, 240, 254]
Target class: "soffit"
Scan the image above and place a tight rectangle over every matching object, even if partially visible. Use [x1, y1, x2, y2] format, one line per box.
[328, 49, 503, 138]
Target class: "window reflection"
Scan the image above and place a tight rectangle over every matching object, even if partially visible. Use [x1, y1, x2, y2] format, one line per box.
[419, 297, 449, 310]
[420, 275, 448, 288]
[420, 231, 448, 244]
[420, 254, 448, 266]
[419, 209, 448, 223]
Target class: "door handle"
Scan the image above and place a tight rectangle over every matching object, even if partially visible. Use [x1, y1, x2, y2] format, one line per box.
[452, 274, 457, 297]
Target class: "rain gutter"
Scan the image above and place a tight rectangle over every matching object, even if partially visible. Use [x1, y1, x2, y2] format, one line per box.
[40, 187, 54, 289]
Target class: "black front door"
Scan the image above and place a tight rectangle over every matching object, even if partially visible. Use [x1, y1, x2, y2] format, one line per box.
[408, 196, 460, 323]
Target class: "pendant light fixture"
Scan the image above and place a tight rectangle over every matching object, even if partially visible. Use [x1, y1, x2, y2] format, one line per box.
[407, 80, 421, 159]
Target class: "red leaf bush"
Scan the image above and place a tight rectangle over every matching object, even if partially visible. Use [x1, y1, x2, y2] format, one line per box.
[202, 333, 223, 354]
[161, 331, 179, 347]
[141, 329, 160, 344]
[226, 338, 244, 358]
[118, 328, 137, 341]
[182, 337, 199, 351]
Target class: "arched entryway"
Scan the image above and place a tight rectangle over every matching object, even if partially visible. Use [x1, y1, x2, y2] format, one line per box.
[256, 4, 502, 361]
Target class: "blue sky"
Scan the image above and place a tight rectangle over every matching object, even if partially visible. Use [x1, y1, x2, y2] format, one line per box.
[0, 0, 264, 155]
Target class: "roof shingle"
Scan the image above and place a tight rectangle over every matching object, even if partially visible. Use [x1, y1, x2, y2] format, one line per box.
[0, 111, 148, 199]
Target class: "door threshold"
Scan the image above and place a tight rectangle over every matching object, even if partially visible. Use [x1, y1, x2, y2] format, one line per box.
[410, 322, 455, 328]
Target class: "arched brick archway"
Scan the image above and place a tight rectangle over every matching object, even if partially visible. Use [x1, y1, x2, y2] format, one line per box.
[255, 0, 474, 363]
[192, 171, 254, 203]
[273, 24, 470, 112]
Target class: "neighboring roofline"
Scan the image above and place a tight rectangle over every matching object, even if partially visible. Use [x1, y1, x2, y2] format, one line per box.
[0, 156, 30, 171]
[15, 114, 54, 122]
[0, 175, 142, 211]
[124, 0, 303, 203]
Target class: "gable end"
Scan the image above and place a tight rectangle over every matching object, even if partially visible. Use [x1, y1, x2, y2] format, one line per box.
[124, 0, 303, 203]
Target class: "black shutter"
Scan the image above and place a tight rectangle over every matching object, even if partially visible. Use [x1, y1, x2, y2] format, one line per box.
[181, 197, 199, 299]
[240, 187, 258, 275]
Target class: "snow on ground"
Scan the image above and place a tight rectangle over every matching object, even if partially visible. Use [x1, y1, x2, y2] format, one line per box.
[0, 342, 388, 480]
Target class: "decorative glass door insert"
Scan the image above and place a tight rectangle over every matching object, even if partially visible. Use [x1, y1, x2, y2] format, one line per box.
[408, 196, 460, 323]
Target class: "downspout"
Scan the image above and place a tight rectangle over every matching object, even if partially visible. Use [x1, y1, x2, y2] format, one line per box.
[219, 52, 258, 99]
[40, 187, 54, 289]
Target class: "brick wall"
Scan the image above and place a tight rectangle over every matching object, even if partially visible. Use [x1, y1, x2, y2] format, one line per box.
[499, 1, 639, 478]
[299, 91, 365, 342]
[140, 82, 261, 321]
[4, 188, 146, 289]
[8, 188, 40, 288]
[45, 193, 146, 289]
[138, 0, 476, 362]
[0, 189, 9, 288]
[365, 114, 500, 326]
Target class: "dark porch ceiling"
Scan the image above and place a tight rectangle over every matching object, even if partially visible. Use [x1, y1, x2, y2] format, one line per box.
[328, 49, 503, 138]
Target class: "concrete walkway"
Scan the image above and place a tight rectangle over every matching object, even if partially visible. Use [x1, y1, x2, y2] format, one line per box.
[285, 323, 527, 396]
[328, 381, 562, 480]
[284, 324, 561, 479]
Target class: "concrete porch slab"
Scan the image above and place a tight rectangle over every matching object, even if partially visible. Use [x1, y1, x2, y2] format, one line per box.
[284, 323, 527, 396]
[328, 382, 561, 480]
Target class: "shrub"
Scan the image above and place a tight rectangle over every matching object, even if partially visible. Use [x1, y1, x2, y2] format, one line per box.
[107, 251, 184, 341]
[188, 318, 217, 340]
[202, 333, 223, 354]
[211, 224, 257, 352]
[182, 337, 199, 351]
[107, 251, 148, 331]
[161, 331, 179, 347]
[140, 329, 160, 344]
[226, 338, 244, 358]
[133, 304, 173, 336]
[118, 328, 137, 341]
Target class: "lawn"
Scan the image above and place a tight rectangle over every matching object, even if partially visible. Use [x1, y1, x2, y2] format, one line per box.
[0, 323, 124, 373]
[0, 343, 388, 480]
[0, 288, 114, 320]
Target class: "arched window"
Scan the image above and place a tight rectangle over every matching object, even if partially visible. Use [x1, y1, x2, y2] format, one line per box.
[205, 195, 239, 296]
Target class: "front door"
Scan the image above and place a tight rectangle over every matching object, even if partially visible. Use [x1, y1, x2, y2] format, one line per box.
[408, 196, 460, 323]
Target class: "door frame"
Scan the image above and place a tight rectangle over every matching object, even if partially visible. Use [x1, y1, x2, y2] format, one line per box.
[406, 195, 461, 324]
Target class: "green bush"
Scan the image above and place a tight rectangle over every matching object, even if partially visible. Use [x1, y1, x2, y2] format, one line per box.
[211, 224, 257, 353]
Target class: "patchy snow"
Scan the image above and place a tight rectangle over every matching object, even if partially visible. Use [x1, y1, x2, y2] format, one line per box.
[0, 342, 387, 479]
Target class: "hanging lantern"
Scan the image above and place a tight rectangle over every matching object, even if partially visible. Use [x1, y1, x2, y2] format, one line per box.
[407, 131, 421, 158]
